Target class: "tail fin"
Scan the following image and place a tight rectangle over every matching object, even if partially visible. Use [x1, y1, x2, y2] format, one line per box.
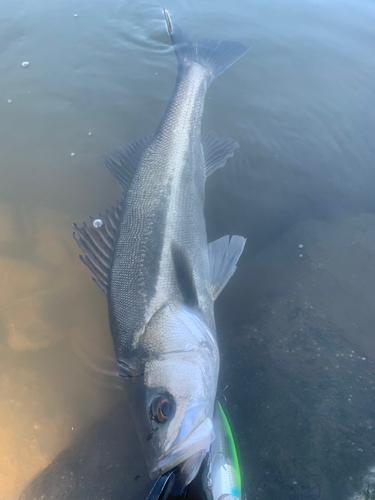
[164, 10, 249, 81]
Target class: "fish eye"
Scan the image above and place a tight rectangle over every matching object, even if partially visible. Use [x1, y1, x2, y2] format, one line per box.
[151, 395, 175, 423]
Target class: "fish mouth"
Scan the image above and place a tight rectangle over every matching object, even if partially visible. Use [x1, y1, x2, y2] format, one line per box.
[149, 417, 213, 479]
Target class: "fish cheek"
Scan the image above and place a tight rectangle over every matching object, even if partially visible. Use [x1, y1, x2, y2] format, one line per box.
[144, 359, 193, 451]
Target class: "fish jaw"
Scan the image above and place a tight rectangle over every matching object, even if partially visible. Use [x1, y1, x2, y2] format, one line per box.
[149, 415, 213, 478]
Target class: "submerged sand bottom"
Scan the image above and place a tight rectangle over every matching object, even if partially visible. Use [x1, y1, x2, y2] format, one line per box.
[0, 203, 119, 500]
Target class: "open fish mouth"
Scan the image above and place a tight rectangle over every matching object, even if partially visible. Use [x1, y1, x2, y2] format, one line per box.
[150, 417, 214, 479]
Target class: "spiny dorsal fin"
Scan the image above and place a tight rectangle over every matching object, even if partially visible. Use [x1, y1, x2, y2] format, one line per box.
[208, 235, 246, 299]
[171, 242, 198, 307]
[72, 199, 122, 295]
[202, 131, 239, 177]
[105, 136, 151, 191]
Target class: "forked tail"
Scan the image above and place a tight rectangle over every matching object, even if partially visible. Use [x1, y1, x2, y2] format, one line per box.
[164, 9, 250, 82]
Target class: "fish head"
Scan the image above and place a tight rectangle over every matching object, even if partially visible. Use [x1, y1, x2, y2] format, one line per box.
[133, 303, 219, 488]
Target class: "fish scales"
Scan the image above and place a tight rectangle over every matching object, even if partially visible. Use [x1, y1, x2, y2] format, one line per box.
[109, 62, 214, 362]
[73, 11, 249, 491]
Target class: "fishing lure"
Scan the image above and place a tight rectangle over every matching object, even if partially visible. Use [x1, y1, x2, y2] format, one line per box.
[203, 401, 242, 500]
[146, 401, 243, 500]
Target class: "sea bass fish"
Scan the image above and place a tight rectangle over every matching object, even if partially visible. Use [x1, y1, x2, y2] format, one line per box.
[73, 11, 248, 490]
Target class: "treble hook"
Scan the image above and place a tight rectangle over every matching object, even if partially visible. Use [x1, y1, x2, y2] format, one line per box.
[217, 384, 229, 405]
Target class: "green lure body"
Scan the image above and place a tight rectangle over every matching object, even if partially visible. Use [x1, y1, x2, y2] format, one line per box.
[203, 401, 242, 500]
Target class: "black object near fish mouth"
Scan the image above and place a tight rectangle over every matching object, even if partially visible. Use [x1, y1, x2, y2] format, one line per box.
[146, 467, 179, 500]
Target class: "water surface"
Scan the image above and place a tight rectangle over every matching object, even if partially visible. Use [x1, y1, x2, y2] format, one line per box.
[1, 0, 375, 499]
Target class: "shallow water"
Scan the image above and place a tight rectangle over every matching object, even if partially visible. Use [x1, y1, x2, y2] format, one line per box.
[1, 0, 375, 499]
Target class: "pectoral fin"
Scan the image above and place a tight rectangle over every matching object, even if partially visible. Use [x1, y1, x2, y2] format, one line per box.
[208, 235, 246, 299]
[171, 243, 199, 307]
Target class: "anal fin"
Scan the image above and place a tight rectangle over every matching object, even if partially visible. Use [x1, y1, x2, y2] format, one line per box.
[208, 235, 246, 299]
[202, 131, 239, 177]
[72, 200, 122, 295]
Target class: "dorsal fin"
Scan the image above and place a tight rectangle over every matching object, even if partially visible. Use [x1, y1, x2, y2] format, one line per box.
[105, 136, 151, 191]
[208, 235, 246, 299]
[171, 243, 198, 307]
[202, 131, 239, 177]
[72, 199, 123, 295]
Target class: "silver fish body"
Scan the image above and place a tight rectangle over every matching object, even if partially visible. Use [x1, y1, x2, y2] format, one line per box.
[109, 58, 216, 363]
[73, 11, 248, 490]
